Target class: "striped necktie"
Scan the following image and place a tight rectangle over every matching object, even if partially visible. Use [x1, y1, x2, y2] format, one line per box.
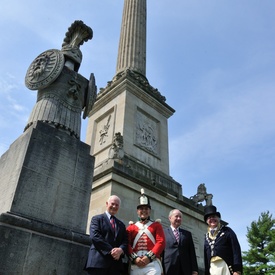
[110, 216, 116, 233]
[174, 228, 179, 243]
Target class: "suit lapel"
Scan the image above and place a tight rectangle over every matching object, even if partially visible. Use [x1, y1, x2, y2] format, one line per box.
[105, 213, 120, 237]
[115, 218, 120, 236]
[168, 227, 183, 243]
[114, 217, 120, 237]
[178, 228, 182, 242]
[168, 227, 177, 242]
[104, 213, 114, 233]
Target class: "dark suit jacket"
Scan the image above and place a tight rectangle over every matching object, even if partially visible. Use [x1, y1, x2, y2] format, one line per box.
[85, 213, 128, 272]
[162, 227, 198, 275]
[204, 226, 243, 275]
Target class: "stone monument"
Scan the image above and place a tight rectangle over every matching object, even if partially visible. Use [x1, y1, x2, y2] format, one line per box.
[85, 1, 207, 273]
[0, 20, 96, 274]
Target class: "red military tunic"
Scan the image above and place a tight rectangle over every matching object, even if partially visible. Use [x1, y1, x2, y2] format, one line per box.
[127, 220, 165, 260]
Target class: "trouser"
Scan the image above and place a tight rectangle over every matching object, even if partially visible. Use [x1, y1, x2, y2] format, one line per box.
[86, 267, 121, 275]
[210, 259, 231, 275]
[130, 259, 162, 275]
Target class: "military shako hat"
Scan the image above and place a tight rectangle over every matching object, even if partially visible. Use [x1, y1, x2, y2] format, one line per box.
[137, 188, 151, 209]
[204, 205, 221, 222]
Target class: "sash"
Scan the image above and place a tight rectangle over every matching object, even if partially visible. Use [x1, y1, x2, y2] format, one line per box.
[205, 225, 224, 256]
[132, 221, 155, 249]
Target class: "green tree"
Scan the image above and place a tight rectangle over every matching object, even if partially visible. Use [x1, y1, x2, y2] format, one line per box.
[243, 211, 275, 275]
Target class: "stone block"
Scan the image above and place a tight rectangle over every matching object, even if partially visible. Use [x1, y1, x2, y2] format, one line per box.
[0, 121, 95, 233]
[0, 213, 90, 275]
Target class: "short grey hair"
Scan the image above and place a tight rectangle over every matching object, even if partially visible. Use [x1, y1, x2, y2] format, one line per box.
[168, 209, 182, 218]
[108, 195, 121, 205]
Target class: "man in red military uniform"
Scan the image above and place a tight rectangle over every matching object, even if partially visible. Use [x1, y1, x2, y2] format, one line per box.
[127, 189, 165, 275]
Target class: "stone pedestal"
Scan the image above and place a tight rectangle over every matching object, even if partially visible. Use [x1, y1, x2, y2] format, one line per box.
[0, 122, 94, 274]
[0, 213, 90, 275]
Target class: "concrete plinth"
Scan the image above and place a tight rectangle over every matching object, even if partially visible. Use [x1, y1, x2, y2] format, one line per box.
[0, 121, 94, 274]
[0, 212, 90, 275]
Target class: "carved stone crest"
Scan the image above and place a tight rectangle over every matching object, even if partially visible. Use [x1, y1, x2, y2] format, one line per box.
[25, 49, 65, 90]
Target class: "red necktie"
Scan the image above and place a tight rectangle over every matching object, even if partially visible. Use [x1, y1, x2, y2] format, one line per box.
[110, 216, 116, 233]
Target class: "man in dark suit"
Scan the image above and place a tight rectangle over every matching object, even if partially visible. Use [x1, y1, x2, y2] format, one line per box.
[85, 195, 128, 275]
[162, 209, 198, 275]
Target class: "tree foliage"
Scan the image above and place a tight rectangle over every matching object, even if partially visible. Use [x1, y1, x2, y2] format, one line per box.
[242, 211, 275, 275]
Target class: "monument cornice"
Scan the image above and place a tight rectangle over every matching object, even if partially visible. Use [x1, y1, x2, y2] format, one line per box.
[93, 155, 181, 197]
[90, 70, 175, 118]
[92, 157, 206, 218]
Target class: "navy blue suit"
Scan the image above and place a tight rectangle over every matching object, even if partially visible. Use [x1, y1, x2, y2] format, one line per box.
[162, 227, 198, 275]
[85, 213, 127, 274]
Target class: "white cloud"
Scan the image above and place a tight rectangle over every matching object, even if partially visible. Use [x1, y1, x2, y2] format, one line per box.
[170, 74, 275, 172]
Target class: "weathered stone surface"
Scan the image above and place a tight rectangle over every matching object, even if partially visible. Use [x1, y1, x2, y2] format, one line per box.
[25, 66, 89, 139]
[0, 121, 94, 274]
[116, 0, 147, 76]
[24, 20, 95, 139]
[0, 20, 95, 274]
[0, 121, 94, 233]
[0, 213, 90, 275]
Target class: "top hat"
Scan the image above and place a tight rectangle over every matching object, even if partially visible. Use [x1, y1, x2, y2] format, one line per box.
[137, 189, 151, 209]
[204, 205, 221, 222]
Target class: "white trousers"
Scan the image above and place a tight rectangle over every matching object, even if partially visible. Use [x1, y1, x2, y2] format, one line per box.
[130, 259, 162, 275]
[210, 259, 231, 275]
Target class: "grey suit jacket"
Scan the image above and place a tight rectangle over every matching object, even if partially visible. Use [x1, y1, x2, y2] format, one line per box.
[162, 227, 198, 275]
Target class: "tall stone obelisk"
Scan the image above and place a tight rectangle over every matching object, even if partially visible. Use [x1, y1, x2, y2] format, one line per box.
[85, 1, 207, 273]
[86, 0, 174, 177]
[0, 21, 96, 275]
[116, 0, 146, 76]
[86, 0, 176, 219]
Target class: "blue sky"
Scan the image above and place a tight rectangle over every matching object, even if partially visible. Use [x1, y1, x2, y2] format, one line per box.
[1, 0, 275, 252]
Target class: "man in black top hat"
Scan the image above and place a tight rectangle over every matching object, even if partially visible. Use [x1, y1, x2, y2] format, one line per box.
[204, 205, 243, 275]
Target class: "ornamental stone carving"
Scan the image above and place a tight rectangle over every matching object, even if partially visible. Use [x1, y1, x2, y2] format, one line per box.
[136, 110, 159, 156]
[24, 20, 96, 139]
[108, 132, 124, 160]
[190, 183, 213, 206]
